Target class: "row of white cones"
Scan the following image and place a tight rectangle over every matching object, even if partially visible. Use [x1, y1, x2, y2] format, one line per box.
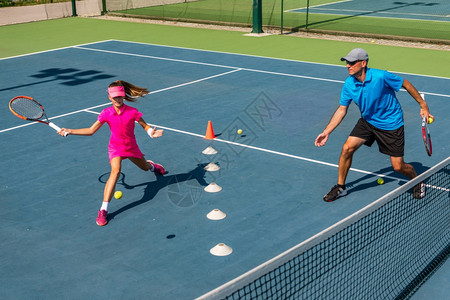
[203, 147, 222, 192]
[203, 146, 233, 256]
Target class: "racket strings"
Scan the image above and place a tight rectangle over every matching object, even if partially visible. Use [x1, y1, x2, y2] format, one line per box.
[422, 123, 432, 156]
[424, 131, 431, 143]
[11, 98, 44, 120]
[425, 135, 431, 149]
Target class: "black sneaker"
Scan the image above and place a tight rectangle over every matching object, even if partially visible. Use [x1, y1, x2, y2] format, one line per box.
[323, 185, 347, 202]
[413, 182, 425, 199]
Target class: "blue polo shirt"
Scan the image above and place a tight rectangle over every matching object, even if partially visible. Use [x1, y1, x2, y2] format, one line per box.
[340, 68, 404, 130]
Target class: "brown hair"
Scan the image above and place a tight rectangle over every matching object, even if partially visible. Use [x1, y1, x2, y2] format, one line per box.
[108, 80, 149, 102]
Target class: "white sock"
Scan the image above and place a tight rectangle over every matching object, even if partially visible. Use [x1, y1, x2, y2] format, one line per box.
[100, 201, 109, 212]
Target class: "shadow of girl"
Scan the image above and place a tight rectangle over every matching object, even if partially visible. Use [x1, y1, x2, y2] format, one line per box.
[98, 164, 209, 221]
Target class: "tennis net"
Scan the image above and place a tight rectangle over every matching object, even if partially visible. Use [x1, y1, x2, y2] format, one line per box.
[198, 156, 450, 300]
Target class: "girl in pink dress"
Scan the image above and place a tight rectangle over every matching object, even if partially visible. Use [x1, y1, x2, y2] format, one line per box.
[59, 80, 165, 226]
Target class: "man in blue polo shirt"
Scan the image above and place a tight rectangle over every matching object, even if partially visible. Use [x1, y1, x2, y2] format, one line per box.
[315, 48, 433, 202]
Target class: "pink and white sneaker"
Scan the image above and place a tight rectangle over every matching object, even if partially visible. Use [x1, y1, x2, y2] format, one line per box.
[147, 160, 166, 175]
[96, 210, 108, 226]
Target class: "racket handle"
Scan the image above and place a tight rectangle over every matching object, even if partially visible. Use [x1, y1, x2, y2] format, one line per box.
[49, 122, 68, 136]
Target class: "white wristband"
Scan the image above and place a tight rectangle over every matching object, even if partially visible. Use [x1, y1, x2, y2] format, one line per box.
[147, 127, 154, 138]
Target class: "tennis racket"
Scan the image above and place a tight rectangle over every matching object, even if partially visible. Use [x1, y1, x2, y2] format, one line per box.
[422, 115, 432, 156]
[9, 96, 67, 136]
[420, 94, 432, 156]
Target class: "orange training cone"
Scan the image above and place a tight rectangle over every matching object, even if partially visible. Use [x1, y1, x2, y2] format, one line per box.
[204, 120, 216, 140]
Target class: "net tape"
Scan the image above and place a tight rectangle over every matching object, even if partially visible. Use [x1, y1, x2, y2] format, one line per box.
[198, 156, 450, 300]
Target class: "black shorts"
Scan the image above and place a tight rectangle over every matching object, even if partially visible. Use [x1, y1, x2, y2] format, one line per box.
[350, 118, 404, 157]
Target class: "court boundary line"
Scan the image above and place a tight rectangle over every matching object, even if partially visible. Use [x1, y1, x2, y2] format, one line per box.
[0, 40, 115, 61]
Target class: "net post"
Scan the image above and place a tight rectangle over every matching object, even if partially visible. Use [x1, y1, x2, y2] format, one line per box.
[101, 0, 107, 15]
[305, 0, 310, 29]
[280, 0, 284, 35]
[71, 0, 77, 17]
[252, 0, 264, 34]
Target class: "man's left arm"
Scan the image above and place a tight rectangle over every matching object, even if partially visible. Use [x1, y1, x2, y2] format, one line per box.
[402, 79, 433, 120]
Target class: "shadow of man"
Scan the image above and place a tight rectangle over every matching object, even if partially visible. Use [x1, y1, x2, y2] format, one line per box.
[345, 162, 428, 196]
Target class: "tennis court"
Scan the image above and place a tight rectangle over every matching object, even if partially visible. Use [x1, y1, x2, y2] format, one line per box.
[1, 39, 449, 299]
[290, 0, 450, 22]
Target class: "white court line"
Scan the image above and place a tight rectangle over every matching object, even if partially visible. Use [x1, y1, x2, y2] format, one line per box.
[212, 137, 408, 182]
[0, 40, 115, 61]
[287, 0, 351, 11]
[151, 69, 242, 93]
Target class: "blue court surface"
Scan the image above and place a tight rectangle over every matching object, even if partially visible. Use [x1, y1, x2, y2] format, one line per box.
[1, 40, 449, 299]
[290, 0, 450, 22]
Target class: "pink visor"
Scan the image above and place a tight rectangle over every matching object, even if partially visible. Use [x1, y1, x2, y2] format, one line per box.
[108, 86, 125, 98]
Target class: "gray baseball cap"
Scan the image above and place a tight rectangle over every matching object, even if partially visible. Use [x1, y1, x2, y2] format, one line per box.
[340, 48, 369, 62]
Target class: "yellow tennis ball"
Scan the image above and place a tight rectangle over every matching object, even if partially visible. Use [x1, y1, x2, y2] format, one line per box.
[371, 40, 375, 43]
[428, 117, 434, 124]
[114, 191, 122, 199]
[377, 178, 384, 185]
[237, 129, 243, 135]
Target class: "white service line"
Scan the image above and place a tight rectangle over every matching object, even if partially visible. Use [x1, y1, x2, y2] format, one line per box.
[213, 137, 407, 180]
[150, 69, 242, 94]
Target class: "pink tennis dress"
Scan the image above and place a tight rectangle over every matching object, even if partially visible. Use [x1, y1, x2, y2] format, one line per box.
[98, 104, 144, 161]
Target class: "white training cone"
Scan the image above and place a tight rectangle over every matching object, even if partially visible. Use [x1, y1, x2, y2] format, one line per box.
[202, 146, 218, 155]
[204, 162, 220, 172]
[204, 183, 222, 193]
[210, 243, 233, 256]
[207, 209, 226, 220]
